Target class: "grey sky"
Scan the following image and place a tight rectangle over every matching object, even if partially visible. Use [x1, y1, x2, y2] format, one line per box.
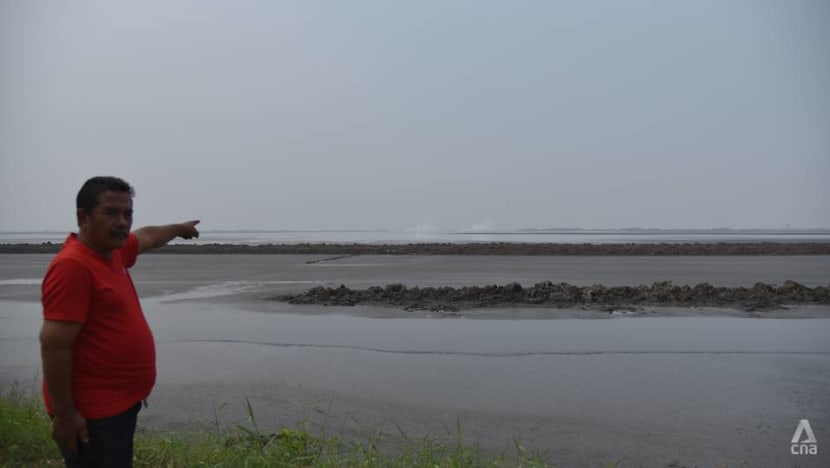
[1, 1, 828, 232]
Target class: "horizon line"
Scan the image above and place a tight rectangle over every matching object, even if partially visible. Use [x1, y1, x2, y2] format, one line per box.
[2, 227, 830, 234]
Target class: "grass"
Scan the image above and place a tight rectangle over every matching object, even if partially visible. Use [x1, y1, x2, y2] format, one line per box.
[0, 386, 57, 466]
[0, 386, 553, 468]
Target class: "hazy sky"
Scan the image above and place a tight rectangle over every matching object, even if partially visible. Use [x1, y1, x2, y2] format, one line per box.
[2, 1, 828, 232]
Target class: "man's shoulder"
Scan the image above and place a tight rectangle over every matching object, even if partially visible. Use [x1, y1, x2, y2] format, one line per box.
[52, 240, 88, 261]
[46, 251, 92, 279]
[47, 236, 94, 273]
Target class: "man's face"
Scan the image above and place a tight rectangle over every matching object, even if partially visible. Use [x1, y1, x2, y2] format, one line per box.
[77, 190, 133, 253]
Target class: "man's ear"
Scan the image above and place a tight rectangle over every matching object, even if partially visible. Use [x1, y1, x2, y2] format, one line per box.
[76, 208, 88, 228]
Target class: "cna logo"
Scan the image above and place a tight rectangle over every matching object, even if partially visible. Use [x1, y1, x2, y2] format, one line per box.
[791, 419, 818, 456]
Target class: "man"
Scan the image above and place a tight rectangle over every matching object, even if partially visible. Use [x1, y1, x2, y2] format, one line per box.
[40, 176, 200, 467]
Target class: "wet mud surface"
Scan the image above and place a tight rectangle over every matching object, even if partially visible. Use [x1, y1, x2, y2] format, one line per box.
[3, 253, 830, 466]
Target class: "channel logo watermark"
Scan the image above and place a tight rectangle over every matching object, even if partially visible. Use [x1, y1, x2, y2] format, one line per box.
[791, 419, 818, 456]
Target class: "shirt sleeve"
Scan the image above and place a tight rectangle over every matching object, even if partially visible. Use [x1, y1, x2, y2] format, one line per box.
[120, 233, 139, 268]
[42, 258, 91, 323]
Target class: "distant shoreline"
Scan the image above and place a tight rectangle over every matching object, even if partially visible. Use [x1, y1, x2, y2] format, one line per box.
[3, 242, 830, 255]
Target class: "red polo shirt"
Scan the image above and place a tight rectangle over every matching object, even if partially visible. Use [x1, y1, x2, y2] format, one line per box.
[42, 233, 156, 419]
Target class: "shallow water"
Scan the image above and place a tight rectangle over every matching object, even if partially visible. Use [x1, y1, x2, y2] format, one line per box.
[2, 298, 829, 466]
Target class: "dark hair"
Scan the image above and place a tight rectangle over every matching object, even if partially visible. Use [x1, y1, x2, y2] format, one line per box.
[76, 176, 135, 213]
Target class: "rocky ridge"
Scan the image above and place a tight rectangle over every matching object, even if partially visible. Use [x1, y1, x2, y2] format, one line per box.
[274, 280, 830, 313]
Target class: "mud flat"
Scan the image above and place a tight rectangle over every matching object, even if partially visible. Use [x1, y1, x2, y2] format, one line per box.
[3, 299, 829, 467]
[2, 253, 830, 466]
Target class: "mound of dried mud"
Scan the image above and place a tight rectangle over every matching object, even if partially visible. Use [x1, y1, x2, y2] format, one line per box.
[274, 280, 830, 312]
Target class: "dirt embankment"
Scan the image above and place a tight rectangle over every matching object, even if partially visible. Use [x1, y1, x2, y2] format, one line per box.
[3, 242, 830, 255]
[274, 280, 830, 312]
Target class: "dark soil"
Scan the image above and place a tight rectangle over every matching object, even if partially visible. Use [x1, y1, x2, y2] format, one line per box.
[273, 280, 830, 312]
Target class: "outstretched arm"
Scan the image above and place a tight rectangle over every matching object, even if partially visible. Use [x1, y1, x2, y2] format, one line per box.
[134, 220, 200, 254]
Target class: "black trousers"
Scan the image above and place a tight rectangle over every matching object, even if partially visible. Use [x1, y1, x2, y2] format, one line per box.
[57, 402, 142, 468]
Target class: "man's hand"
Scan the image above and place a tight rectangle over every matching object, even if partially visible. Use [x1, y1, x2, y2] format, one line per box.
[135, 220, 200, 253]
[178, 220, 200, 239]
[52, 410, 88, 455]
